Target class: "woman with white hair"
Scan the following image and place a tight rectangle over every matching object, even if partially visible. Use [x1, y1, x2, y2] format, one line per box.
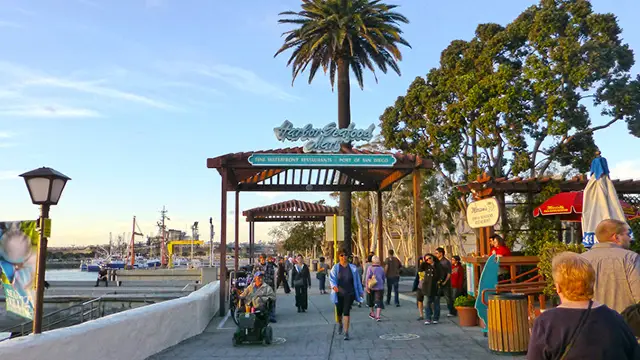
[364, 255, 386, 321]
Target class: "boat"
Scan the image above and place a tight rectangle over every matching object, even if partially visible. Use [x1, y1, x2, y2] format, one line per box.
[146, 259, 161, 268]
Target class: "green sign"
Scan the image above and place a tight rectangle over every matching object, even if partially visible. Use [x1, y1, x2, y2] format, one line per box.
[248, 153, 397, 167]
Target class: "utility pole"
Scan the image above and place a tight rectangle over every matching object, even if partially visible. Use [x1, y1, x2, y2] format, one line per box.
[157, 206, 170, 267]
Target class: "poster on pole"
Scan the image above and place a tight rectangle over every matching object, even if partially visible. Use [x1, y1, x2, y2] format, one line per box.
[0, 221, 40, 320]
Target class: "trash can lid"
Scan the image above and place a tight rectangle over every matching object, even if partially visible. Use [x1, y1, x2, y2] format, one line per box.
[488, 293, 527, 301]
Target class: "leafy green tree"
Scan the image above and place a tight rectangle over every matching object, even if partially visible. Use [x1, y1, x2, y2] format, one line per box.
[381, 0, 639, 187]
[275, 0, 411, 255]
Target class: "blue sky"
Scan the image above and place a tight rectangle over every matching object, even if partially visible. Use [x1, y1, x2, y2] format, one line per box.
[0, 0, 638, 247]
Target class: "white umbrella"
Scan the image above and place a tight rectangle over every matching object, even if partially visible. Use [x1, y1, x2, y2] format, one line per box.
[581, 152, 629, 248]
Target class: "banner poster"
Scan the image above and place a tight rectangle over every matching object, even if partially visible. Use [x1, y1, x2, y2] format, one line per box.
[0, 221, 39, 319]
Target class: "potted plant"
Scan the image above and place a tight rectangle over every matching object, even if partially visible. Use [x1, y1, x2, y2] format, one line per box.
[454, 294, 478, 327]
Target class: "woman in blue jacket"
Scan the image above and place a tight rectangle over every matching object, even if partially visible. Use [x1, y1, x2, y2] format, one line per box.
[329, 248, 364, 341]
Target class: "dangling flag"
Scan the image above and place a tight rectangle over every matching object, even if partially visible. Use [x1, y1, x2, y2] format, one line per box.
[582, 153, 631, 248]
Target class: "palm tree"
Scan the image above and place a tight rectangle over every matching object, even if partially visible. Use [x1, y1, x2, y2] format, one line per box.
[275, 0, 411, 255]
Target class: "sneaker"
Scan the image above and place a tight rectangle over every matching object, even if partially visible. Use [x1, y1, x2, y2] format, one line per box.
[344, 332, 349, 340]
[337, 325, 343, 334]
[416, 316, 424, 321]
[424, 320, 431, 325]
[369, 312, 375, 320]
[395, 304, 400, 307]
[432, 320, 439, 324]
[447, 313, 456, 317]
[376, 317, 381, 322]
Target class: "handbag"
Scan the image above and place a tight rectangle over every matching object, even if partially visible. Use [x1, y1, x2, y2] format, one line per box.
[294, 279, 304, 287]
[367, 275, 377, 288]
[558, 300, 593, 360]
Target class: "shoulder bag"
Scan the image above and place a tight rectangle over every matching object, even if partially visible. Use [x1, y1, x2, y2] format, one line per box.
[558, 300, 593, 360]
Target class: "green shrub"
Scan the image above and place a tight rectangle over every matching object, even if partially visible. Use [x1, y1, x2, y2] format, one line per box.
[454, 294, 476, 307]
[538, 241, 585, 297]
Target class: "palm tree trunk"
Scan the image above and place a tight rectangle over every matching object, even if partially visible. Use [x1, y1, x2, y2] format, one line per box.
[337, 58, 352, 255]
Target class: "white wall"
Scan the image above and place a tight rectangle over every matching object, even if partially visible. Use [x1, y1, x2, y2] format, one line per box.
[0, 281, 220, 360]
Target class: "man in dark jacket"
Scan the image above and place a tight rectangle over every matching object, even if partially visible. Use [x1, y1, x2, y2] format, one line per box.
[276, 257, 291, 294]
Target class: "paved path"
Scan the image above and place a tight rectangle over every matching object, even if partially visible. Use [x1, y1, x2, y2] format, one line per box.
[148, 282, 526, 360]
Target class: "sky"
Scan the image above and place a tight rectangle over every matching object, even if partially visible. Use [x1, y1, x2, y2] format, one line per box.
[0, 0, 639, 247]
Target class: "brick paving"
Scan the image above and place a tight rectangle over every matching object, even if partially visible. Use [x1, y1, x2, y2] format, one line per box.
[148, 281, 527, 360]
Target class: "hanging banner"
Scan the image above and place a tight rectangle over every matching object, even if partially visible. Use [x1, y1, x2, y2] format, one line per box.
[0, 221, 40, 320]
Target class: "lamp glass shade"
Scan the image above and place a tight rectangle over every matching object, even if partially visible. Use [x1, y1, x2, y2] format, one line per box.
[26, 177, 51, 204]
[49, 178, 67, 204]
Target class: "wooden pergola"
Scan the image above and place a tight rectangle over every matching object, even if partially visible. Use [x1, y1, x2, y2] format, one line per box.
[207, 146, 432, 315]
[457, 173, 640, 314]
[242, 199, 339, 265]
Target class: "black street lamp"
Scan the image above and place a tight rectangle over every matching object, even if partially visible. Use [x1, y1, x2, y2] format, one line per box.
[19, 167, 71, 334]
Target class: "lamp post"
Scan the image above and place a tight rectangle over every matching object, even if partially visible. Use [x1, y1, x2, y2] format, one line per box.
[19, 167, 71, 334]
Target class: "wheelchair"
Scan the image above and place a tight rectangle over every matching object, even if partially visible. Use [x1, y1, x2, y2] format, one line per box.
[232, 296, 274, 346]
[229, 265, 254, 326]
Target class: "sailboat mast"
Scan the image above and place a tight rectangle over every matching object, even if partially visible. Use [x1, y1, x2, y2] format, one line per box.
[130, 216, 137, 267]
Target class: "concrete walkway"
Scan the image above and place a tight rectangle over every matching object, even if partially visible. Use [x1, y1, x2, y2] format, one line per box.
[148, 283, 527, 360]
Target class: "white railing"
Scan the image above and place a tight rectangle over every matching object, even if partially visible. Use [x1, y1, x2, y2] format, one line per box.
[0, 281, 220, 360]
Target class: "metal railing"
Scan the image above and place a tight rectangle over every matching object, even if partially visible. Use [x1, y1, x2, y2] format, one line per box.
[0, 296, 106, 342]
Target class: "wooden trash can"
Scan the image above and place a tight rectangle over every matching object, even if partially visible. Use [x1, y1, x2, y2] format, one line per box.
[487, 293, 529, 355]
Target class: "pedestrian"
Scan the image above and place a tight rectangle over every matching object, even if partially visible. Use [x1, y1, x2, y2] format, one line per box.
[329, 248, 364, 340]
[422, 253, 444, 325]
[450, 255, 465, 304]
[435, 247, 456, 317]
[95, 265, 108, 287]
[384, 249, 402, 307]
[291, 254, 311, 313]
[527, 252, 639, 359]
[365, 255, 386, 322]
[363, 254, 374, 308]
[412, 255, 425, 320]
[276, 257, 291, 294]
[581, 219, 640, 313]
[354, 256, 363, 307]
[253, 254, 277, 322]
[317, 256, 328, 294]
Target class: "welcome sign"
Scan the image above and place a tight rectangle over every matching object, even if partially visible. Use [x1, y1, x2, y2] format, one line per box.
[273, 120, 375, 153]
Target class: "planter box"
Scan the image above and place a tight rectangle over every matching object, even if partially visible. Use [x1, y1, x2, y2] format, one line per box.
[456, 306, 478, 327]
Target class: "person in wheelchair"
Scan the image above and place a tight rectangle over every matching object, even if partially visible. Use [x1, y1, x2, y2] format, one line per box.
[238, 271, 276, 314]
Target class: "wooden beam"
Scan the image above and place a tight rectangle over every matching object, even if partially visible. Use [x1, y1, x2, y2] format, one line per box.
[413, 171, 423, 265]
[235, 191, 239, 272]
[377, 191, 384, 259]
[379, 169, 410, 191]
[219, 167, 228, 316]
[236, 184, 386, 192]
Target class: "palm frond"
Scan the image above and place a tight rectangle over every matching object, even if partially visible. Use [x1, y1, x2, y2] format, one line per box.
[275, 0, 411, 88]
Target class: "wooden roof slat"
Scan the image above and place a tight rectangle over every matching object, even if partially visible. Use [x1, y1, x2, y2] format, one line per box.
[243, 199, 339, 222]
[458, 175, 640, 195]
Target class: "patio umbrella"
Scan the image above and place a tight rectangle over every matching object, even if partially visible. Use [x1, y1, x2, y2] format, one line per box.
[533, 191, 639, 222]
[581, 153, 629, 248]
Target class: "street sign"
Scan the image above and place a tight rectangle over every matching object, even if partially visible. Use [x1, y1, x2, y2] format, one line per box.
[248, 153, 397, 167]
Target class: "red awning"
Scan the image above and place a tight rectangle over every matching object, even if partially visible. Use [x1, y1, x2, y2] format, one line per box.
[533, 191, 638, 222]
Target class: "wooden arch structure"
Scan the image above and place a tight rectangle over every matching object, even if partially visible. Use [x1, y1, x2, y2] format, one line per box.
[207, 146, 433, 315]
[242, 199, 339, 265]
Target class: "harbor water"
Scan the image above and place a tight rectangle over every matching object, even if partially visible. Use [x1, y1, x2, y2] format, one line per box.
[45, 269, 97, 282]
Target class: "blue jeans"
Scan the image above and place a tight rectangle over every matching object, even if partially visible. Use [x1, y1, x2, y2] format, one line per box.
[425, 295, 440, 321]
[318, 275, 326, 291]
[386, 276, 400, 305]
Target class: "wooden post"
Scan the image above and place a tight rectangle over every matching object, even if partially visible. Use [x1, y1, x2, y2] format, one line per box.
[413, 171, 423, 266]
[234, 191, 239, 272]
[377, 191, 384, 259]
[219, 168, 228, 316]
[248, 219, 254, 264]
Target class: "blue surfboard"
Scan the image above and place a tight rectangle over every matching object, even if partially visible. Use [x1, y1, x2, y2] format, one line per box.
[474, 254, 499, 334]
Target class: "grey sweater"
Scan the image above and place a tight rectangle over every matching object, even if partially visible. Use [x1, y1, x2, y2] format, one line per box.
[581, 243, 640, 314]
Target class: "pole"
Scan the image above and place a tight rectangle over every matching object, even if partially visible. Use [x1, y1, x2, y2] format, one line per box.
[413, 171, 423, 266]
[234, 191, 239, 272]
[219, 169, 228, 316]
[130, 216, 136, 268]
[209, 217, 214, 267]
[377, 191, 383, 259]
[33, 204, 50, 334]
[333, 213, 338, 324]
